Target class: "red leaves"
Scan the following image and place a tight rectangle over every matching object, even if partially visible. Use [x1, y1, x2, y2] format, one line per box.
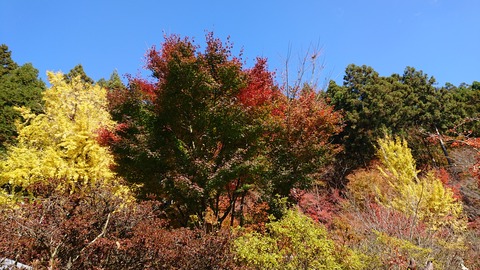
[96, 123, 128, 146]
[146, 35, 197, 81]
[461, 138, 480, 184]
[129, 78, 156, 101]
[294, 188, 342, 225]
[448, 137, 480, 187]
[106, 32, 344, 232]
[238, 58, 277, 108]
[96, 127, 118, 146]
[0, 184, 235, 269]
[434, 168, 462, 200]
[269, 89, 343, 185]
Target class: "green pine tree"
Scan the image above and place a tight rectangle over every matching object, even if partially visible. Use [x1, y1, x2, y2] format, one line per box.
[0, 44, 45, 151]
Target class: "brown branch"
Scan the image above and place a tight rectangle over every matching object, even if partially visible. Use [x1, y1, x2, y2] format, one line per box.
[67, 212, 112, 269]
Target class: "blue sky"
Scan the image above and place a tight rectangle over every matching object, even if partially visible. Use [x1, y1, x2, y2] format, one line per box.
[1, 0, 479, 87]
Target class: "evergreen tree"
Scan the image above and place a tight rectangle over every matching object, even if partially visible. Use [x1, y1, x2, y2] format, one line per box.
[326, 64, 469, 171]
[64, 64, 94, 85]
[97, 69, 125, 90]
[0, 44, 45, 151]
[0, 44, 18, 77]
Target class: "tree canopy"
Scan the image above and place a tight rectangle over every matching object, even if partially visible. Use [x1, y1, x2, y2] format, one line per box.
[106, 33, 342, 226]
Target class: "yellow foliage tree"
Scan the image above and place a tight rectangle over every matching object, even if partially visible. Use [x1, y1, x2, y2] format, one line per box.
[0, 72, 128, 201]
[376, 135, 465, 231]
[344, 136, 467, 268]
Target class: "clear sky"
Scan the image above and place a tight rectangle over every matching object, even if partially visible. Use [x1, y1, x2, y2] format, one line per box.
[1, 0, 479, 87]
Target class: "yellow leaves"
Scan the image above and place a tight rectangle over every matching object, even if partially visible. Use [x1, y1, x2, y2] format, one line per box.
[0, 189, 14, 206]
[374, 230, 432, 258]
[344, 135, 468, 268]
[374, 135, 465, 231]
[348, 134, 466, 231]
[13, 106, 36, 123]
[233, 209, 359, 270]
[0, 72, 130, 202]
[234, 230, 281, 269]
[44, 71, 115, 132]
[346, 166, 391, 207]
[419, 172, 464, 231]
[372, 230, 432, 266]
[376, 135, 419, 185]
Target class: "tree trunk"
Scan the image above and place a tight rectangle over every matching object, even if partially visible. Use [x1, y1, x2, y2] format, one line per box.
[435, 126, 453, 166]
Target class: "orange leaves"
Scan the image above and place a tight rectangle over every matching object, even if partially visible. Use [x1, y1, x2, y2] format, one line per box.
[0, 184, 235, 269]
[434, 168, 462, 200]
[446, 136, 480, 186]
[107, 32, 344, 229]
[288, 89, 343, 142]
[346, 164, 393, 206]
[458, 138, 480, 182]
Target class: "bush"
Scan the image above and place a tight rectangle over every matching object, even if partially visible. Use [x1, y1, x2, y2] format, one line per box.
[0, 184, 236, 269]
[233, 208, 365, 270]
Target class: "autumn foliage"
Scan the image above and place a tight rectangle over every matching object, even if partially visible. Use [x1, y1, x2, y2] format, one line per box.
[1, 34, 479, 269]
[106, 33, 343, 228]
[0, 182, 234, 269]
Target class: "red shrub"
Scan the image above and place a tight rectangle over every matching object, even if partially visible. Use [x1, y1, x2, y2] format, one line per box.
[0, 184, 237, 269]
[294, 188, 342, 226]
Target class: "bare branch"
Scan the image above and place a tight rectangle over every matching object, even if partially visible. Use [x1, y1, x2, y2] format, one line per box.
[68, 211, 112, 268]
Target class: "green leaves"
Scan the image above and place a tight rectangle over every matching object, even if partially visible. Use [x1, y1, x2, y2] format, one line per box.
[107, 33, 266, 226]
[0, 44, 18, 77]
[0, 45, 45, 150]
[107, 33, 344, 226]
[326, 64, 475, 172]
